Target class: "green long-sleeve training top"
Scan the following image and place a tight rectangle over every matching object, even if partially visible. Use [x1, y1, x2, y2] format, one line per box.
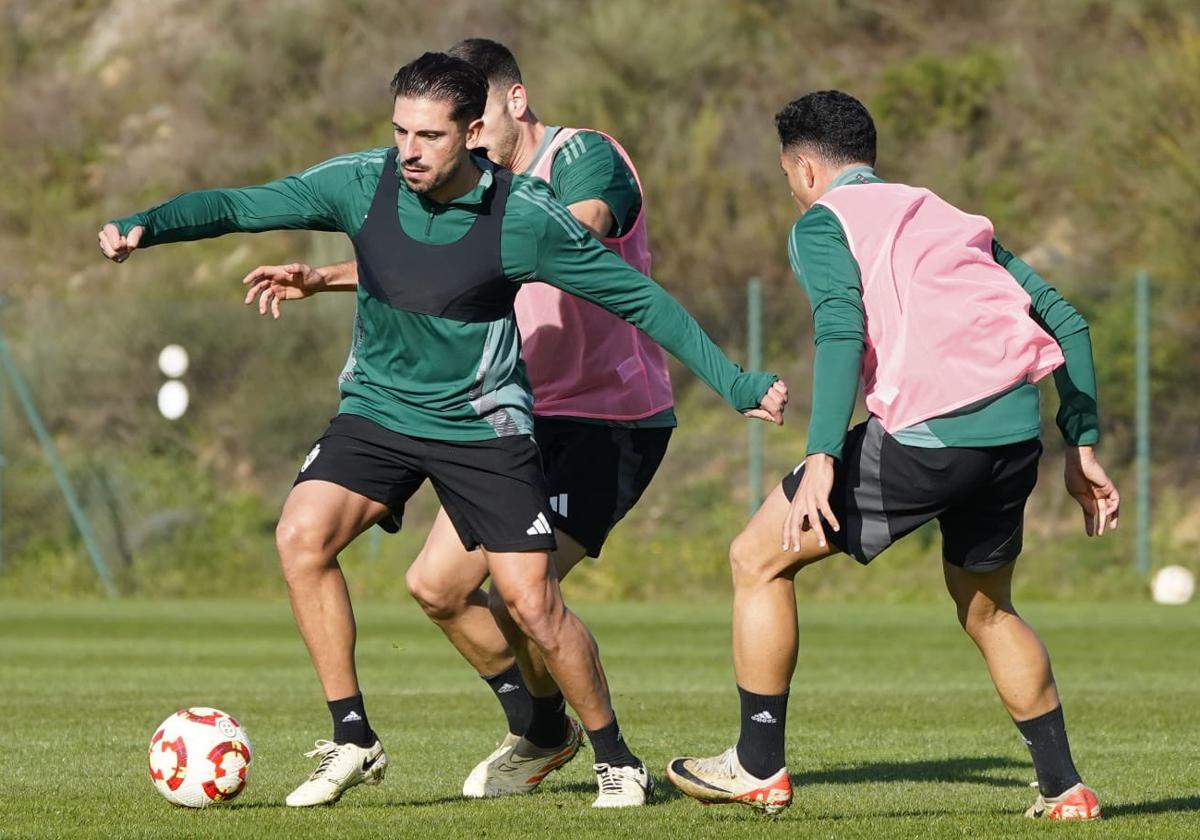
[112, 149, 772, 441]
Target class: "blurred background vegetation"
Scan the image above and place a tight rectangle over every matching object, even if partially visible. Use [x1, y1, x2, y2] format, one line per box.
[0, 0, 1196, 601]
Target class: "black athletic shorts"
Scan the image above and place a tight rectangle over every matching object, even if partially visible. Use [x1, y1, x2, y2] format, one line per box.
[781, 417, 1042, 572]
[533, 416, 672, 558]
[294, 413, 556, 553]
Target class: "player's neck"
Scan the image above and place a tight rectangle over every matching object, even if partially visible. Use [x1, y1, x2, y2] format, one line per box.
[820, 162, 873, 196]
[508, 116, 546, 175]
[426, 156, 484, 205]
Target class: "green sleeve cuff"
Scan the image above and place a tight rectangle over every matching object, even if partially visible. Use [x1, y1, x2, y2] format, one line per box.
[1052, 327, 1100, 446]
[110, 214, 149, 239]
[730, 371, 779, 414]
[805, 337, 864, 460]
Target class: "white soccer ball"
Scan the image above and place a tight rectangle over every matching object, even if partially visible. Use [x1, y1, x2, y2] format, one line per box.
[157, 380, 189, 420]
[1151, 565, 1196, 606]
[148, 707, 252, 807]
[157, 344, 190, 378]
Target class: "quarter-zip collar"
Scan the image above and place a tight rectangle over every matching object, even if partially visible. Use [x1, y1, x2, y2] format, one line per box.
[825, 164, 880, 194]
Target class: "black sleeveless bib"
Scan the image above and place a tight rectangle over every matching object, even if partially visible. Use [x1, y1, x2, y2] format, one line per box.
[351, 148, 515, 322]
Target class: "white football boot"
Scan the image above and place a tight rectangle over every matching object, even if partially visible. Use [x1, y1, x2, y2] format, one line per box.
[666, 746, 792, 814]
[466, 718, 583, 798]
[462, 732, 522, 798]
[592, 760, 653, 808]
[1024, 782, 1102, 820]
[285, 739, 388, 807]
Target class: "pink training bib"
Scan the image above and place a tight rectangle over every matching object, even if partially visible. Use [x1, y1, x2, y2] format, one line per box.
[815, 183, 1064, 433]
[514, 128, 674, 420]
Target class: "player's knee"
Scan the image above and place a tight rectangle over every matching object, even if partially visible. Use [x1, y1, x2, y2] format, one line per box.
[503, 588, 561, 647]
[954, 593, 1010, 638]
[405, 564, 464, 622]
[275, 515, 332, 576]
[728, 530, 770, 587]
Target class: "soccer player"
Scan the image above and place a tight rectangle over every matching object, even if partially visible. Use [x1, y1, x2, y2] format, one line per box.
[98, 53, 786, 809]
[242, 37, 680, 799]
[666, 91, 1117, 821]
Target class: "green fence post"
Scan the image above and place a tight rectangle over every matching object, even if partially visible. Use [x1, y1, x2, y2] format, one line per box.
[0, 297, 5, 573]
[1135, 270, 1151, 578]
[748, 278, 763, 515]
[0, 327, 117, 595]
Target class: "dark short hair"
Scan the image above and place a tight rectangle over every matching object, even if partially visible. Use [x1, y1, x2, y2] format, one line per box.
[447, 38, 522, 89]
[389, 52, 488, 122]
[775, 90, 877, 166]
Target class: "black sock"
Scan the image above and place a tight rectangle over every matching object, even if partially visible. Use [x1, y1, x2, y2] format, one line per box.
[482, 663, 533, 737]
[525, 692, 569, 749]
[735, 686, 789, 779]
[1014, 705, 1082, 798]
[586, 716, 639, 767]
[328, 693, 375, 747]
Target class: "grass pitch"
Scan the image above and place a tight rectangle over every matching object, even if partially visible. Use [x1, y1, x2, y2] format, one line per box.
[2, 598, 1198, 838]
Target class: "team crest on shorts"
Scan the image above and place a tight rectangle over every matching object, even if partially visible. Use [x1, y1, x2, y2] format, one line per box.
[301, 444, 321, 473]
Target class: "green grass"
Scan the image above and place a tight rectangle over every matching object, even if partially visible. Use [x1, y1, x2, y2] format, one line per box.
[2, 599, 1198, 839]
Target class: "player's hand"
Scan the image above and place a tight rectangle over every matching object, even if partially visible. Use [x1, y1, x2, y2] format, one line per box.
[744, 380, 789, 425]
[782, 452, 839, 552]
[241, 262, 325, 319]
[97, 223, 143, 263]
[1064, 446, 1120, 536]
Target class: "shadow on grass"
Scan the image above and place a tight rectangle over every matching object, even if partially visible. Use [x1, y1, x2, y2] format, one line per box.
[1104, 796, 1200, 819]
[224, 756, 1031, 813]
[228, 794, 475, 810]
[548, 780, 687, 803]
[793, 755, 1028, 789]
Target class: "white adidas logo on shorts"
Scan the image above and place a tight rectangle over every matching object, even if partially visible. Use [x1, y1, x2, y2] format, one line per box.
[526, 512, 552, 536]
[549, 493, 569, 518]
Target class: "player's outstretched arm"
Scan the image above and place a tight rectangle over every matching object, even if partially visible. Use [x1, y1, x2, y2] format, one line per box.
[98, 149, 385, 267]
[241, 261, 359, 319]
[1064, 446, 1120, 537]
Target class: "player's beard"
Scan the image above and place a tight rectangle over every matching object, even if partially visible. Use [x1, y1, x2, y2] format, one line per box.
[404, 155, 463, 196]
[485, 117, 521, 170]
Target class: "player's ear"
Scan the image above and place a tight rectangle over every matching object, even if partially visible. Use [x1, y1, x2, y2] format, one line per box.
[798, 153, 817, 189]
[464, 116, 485, 148]
[508, 84, 528, 119]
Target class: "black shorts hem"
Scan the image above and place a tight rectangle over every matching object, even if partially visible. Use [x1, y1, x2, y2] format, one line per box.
[472, 537, 558, 554]
[293, 470, 385, 503]
[947, 554, 1018, 574]
[944, 522, 1024, 572]
[293, 472, 399, 531]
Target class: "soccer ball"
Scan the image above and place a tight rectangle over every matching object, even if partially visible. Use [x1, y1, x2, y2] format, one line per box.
[148, 707, 252, 807]
[1152, 565, 1196, 606]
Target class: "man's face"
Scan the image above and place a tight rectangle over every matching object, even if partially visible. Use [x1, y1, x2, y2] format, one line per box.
[392, 96, 481, 195]
[471, 86, 521, 168]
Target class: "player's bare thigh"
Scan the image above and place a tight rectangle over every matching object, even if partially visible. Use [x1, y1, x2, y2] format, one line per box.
[407, 508, 491, 606]
[730, 484, 839, 582]
[276, 479, 390, 559]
